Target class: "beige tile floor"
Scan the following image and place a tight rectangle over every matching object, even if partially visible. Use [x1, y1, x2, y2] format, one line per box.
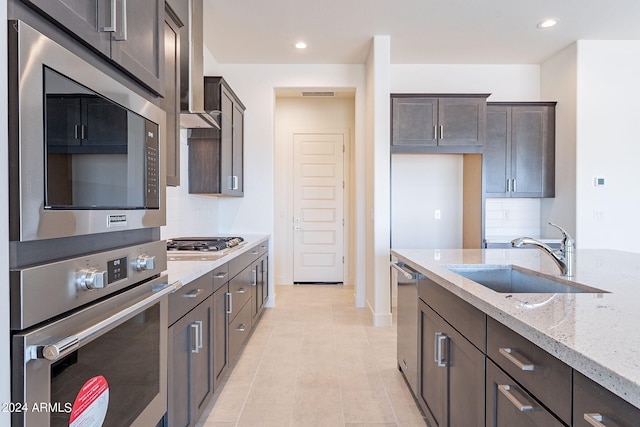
[196, 284, 426, 427]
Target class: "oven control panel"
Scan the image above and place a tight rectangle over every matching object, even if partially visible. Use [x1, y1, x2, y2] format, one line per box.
[10, 240, 167, 330]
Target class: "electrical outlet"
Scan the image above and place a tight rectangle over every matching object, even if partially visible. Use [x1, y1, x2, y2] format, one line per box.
[593, 210, 606, 222]
[434, 209, 441, 220]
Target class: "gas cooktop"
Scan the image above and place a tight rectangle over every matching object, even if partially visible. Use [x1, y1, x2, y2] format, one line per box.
[167, 237, 244, 252]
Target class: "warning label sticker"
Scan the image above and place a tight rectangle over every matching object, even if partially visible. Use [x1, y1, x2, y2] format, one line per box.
[69, 376, 109, 427]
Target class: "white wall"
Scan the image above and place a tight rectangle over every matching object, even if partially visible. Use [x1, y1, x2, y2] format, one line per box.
[574, 41, 640, 251]
[161, 130, 220, 239]
[391, 64, 540, 101]
[366, 36, 392, 326]
[0, 3, 10, 422]
[210, 63, 367, 306]
[392, 155, 463, 248]
[274, 96, 356, 286]
[541, 43, 578, 238]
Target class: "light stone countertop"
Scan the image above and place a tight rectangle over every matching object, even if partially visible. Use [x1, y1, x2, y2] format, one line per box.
[165, 234, 270, 287]
[391, 247, 640, 408]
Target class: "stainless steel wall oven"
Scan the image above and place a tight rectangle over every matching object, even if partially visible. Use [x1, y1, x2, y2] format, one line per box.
[11, 241, 176, 427]
[8, 20, 166, 242]
[8, 19, 175, 427]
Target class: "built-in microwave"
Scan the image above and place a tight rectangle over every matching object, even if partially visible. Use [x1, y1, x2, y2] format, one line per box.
[8, 20, 166, 242]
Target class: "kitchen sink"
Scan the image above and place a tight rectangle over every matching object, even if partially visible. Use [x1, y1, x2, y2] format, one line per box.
[445, 264, 607, 294]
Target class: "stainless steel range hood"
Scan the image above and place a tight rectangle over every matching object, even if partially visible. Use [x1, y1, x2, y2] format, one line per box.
[175, 0, 220, 129]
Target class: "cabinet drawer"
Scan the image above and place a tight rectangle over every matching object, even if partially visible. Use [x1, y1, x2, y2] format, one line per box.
[256, 240, 269, 257]
[573, 371, 640, 427]
[487, 317, 571, 425]
[213, 263, 229, 292]
[169, 273, 213, 326]
[228, 268, 252, 322]
[419, 278, 486, 351]
[228, 300, 252, 363]
[229, 248, 257, 280]
[486, 359, 564, 427]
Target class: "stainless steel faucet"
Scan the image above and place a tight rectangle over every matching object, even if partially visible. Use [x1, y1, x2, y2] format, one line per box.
[510, 222, 575, 277]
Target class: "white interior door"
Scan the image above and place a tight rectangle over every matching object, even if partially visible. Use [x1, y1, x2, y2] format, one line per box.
[293, 133, 344, 283]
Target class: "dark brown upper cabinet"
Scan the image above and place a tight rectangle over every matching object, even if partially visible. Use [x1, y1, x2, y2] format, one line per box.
[391, 94, 488, 154]
[188, 77, 245, 197]
[484, 102, 556, 198]
[21, 0, 165, 96]
[162, 3, 183, 187]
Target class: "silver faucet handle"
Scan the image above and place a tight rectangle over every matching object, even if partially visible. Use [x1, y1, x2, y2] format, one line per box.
[548, 222, 575, 249]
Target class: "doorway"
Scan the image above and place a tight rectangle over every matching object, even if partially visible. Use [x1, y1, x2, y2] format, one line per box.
[274, 93, 354, 286]
[293, 132, 345, 283]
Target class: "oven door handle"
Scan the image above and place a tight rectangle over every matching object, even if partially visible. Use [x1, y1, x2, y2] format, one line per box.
[39, 281, 182, 362]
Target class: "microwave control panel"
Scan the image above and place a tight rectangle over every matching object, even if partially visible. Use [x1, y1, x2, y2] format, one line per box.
[145, 119, 160, 208]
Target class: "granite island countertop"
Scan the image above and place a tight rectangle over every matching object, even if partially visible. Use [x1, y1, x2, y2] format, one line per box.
[166, 234, 270, 286]
[391, 247, 640, 408]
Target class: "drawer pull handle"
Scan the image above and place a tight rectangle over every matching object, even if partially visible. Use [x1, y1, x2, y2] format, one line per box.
[498, 385, 534, 412]
[499, 348, 536, 371]
[236, 323, 247, 332]
[236, 287, 247, 294]
[251, 250, 259, 255]
[215, 272, 228, 279]
[584, 413, 607, 427]
[183, 288, 203, 298]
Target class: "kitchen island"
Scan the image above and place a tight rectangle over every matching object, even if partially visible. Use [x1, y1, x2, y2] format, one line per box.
[392, 247, 640, 412]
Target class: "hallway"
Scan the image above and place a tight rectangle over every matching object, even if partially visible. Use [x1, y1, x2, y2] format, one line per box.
[197, 285, 426, 426]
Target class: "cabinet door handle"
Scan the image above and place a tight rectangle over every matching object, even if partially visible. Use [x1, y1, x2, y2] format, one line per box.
[114, 0, 128, 41]
[236, 287, 246, 294]
[226, 292, 232, 314]
[236, 323, 247, 332]
[584, 413, 607, 427]
[183, 288, 203, 298]
[100, 0, 117, 32]
[499, 348, 536, 371]
[433, 125, 437, 140]
[439, 125, 444, 140]
[513, 179, 517, 192]
[434, 332, 448, 367]
[190, 322, 200, 353]
[215, 272, 228, 279]
[232, 176, 239, 190]
[507, 179, 511, 192]
[196, 320, 203, 351]
[498, 385, 534, 412]
[252, 269, 257, 286]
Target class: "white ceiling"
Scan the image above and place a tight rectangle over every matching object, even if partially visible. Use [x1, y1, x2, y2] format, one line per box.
[203, 0, 640, 65]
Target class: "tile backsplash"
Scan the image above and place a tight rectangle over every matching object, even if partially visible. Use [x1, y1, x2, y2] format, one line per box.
[485, 198, 541, 238]
[161, 131, 219, 239]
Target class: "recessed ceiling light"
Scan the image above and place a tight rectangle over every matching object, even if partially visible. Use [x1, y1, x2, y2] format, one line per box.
[537, 19, 559, 29]
[295, 41, 308, 49]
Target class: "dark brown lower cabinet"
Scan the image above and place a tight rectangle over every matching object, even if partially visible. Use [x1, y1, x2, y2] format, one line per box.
[573, 371, 640, 427]
[253, 254, 268, 321]
[418, 299, 484, 427]
[168, 296, 213, 427]
[212, 284, 229, 391]
[486, 359, 563, 427]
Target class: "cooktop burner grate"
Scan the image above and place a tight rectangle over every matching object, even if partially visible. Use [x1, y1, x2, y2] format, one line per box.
[167, 237, 244, 252]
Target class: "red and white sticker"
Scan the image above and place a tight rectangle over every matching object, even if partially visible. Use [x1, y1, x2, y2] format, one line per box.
[68, 376, 109, 427]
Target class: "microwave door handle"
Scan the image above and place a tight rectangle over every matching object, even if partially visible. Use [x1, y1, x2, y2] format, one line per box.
[38, 281, 182, 363]
[100, 0, 117, 32]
